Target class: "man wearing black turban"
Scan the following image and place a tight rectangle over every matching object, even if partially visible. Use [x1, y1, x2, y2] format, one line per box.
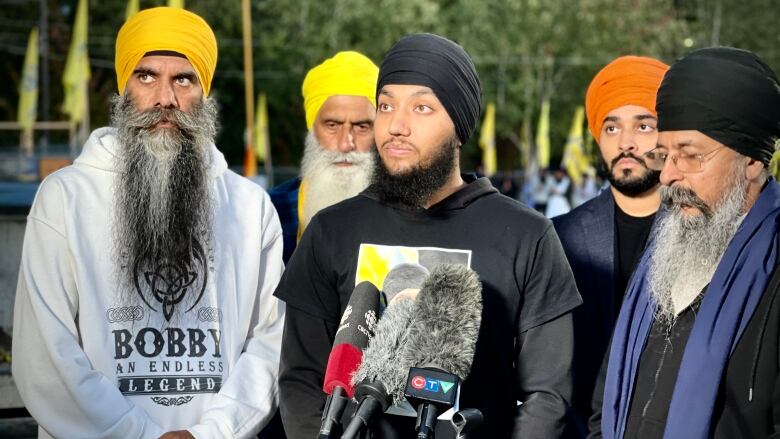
[592, 47, 780, 439]
[274, 33, 582, 438]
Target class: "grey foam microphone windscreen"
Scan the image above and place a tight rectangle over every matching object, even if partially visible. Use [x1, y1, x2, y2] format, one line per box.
[350, 297, 416, 404]
[399, 264, 482, 384]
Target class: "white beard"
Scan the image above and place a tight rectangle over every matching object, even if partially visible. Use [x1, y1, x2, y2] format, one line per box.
[299, 131, 374, 230]
[648, 161, 748, 326]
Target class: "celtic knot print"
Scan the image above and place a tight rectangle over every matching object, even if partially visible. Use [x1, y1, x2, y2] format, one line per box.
[197, 307, 222, 322]
[144, 264, 197, 321]
[133, 239, 209, 321]
[106, 306, 144, 323]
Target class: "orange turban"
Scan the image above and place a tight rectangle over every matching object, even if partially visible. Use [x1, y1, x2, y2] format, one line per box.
[585, 56, 669, 141]
[116, 7, 218, 96]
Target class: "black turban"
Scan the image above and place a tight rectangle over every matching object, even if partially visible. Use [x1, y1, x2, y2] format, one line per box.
[377, 33, 482, 145]
[656, 47, 780, 166]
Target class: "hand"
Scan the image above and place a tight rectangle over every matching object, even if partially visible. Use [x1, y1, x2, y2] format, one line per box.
[159, 430, 195, 439]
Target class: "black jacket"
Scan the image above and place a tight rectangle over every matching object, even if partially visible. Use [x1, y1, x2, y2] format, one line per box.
[588, 262, 780, 438]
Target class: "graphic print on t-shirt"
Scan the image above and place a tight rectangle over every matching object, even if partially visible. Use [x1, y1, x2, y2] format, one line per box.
[355, 244, 472, 305]
[132, 238, 210, 322]
[109, 238, 223, 407]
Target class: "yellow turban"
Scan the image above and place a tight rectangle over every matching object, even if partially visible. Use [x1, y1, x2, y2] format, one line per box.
[115, 7, 218, 96]
[302, 51, 379, 129]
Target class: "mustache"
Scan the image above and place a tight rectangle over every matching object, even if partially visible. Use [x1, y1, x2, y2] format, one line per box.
[661, 184, 713, 216]
[121, 106, 193, 130]
[381, 138, 417, 150]
[610, 151, 648, 170]
[322, 149, 372, 165]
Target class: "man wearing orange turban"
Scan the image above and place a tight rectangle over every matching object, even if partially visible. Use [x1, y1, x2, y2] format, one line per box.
[268, 51, 379, 263]
[552, 55, 668, 438]
[12, 7, 285, 439]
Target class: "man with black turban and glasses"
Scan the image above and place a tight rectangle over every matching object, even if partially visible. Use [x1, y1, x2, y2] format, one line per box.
[275, 33, 581, 438]
[12, 7, 285, 438]
[591, 47, 780, 439]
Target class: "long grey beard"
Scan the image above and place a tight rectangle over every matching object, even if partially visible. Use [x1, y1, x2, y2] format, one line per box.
[299, 131, 373, 229]
[110, 93, 218, 320]
[648, 163, 748, 326]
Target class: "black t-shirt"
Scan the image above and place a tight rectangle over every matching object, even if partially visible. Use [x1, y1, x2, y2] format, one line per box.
[274, 176, 582, 438]
[614, 205, 656, 315]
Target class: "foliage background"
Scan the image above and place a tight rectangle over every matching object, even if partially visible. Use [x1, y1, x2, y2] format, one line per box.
[0, 0, 778, 172]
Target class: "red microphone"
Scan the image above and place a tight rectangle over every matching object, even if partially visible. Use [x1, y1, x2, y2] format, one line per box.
[318, 281, 381, 438]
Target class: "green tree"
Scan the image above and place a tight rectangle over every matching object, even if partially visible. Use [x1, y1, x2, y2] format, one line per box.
[1, 0, 777, 176]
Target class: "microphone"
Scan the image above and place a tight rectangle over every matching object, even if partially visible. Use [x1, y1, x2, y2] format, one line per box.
[318, 281, 381, 438]
[399, 264, 482, 439]
[344, 264, 482, 438]
[382, 262, 429, 304]
[342, 297, 417, 439]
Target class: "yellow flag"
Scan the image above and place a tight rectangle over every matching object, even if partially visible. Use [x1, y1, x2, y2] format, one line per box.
[479, 102, 497, 176]
[61, 0, 90, 126]
[18, 27, 39, 133]
[168, 0, 185, 8]
[561, 106, 589, 186]
[254, 92, 269, 164]
[535, 98, 550, 169]
[584, 128, 595, 163]
[125, 0, 139, 20]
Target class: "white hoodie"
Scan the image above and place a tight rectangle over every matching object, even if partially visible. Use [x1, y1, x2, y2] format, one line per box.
[12, 127, 286, 439]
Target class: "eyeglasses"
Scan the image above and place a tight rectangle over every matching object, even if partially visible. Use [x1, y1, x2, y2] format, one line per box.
[643, 146, 726, 173]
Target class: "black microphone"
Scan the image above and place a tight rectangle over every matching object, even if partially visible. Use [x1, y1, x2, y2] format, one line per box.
[399, 264, 482, 439]
[341, 297, 417, 439]
[318, 281, 381, 438]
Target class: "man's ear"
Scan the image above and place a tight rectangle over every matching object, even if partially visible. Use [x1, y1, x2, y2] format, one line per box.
[745, 157, 765, 181]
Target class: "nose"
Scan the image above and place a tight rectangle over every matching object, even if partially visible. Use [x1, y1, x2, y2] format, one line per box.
[659, 153, 682, 186]
[336, 125, 356, 153]
[387, 109, 411, 138]
[154, 81, 178, 109]
[618, 130, 636, 152]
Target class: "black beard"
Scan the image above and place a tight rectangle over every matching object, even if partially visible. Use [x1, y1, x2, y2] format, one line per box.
[600, 152, 660, 197]
[111, 93, 217, 315]
[371, 136, 459, 208]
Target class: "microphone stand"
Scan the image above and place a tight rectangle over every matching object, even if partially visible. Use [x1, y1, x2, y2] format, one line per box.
[341, 381, 391, 439]
[414, 402, 439, 439]
[318, 386, 348, 439]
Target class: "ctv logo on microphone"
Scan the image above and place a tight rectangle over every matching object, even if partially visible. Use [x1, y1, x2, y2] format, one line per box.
[410, 375, 456, 394]
[404, 367, 460, 407]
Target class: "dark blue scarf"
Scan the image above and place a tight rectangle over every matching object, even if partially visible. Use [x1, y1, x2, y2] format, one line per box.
[602, 181, 780, 439]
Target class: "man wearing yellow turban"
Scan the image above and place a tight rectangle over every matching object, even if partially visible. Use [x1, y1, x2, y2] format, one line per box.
[12, 8, 285, 439]
[552, 55, 669, 438]
[269, 51, 379, 263]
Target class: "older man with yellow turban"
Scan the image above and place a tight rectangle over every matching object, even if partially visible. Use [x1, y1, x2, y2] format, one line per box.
[552, 55, 669, 438]
[268, 51, 379, 264]
[12, 7, 285, 439]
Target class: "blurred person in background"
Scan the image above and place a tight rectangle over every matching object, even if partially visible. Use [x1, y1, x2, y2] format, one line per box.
[553, 55, 669, 438]
[268, 51, 378, 264]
